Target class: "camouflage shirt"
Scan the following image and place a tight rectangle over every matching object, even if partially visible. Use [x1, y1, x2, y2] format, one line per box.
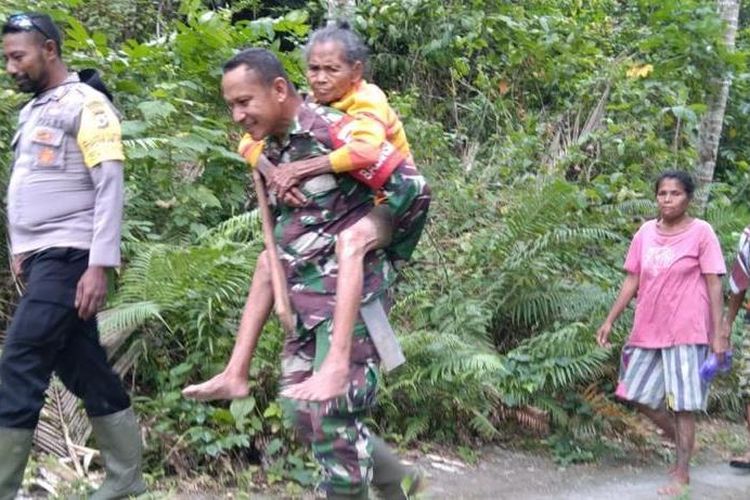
[259, 102, 396, 330]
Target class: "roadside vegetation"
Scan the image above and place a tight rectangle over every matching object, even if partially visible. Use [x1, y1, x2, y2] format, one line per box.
[1, 0, 749, 493]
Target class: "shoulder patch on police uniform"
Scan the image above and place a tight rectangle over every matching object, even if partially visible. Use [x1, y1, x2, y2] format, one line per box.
[76, 95, 124, 168]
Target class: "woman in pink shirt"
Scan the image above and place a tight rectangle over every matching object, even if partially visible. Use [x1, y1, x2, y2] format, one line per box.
[596, 170, 727, 496]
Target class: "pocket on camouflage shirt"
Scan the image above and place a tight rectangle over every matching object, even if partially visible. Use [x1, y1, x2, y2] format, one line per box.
[300, 174, 337, 197]
[30, 126, 65, 170]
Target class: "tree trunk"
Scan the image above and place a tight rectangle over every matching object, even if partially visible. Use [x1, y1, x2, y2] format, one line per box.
[694, 0, 740, 212]
[326, 0, 356, 24]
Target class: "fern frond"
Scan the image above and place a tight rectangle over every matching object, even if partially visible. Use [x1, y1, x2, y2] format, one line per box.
[601, 198, 655, 217]
[35, 378, 90, 465]
[469, 409, 500, 439]
[403, 417, 430, 443]
[99, 301, 164, 336]
[198, 210, 261, 243]
[498, 405, 549, 434]
[123, 137, 169, 152]
[427, 349, 508, 383]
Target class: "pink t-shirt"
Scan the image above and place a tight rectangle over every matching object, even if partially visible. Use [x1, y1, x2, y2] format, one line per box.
[624, 218, 726, 348]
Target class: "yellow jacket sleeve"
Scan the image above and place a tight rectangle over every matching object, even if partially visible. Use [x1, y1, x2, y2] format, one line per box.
[238, 134, 264, 168]
[328, 82, 391, 173]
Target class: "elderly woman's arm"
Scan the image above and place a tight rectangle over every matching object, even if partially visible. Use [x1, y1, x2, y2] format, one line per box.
[266, 155, 333, 199]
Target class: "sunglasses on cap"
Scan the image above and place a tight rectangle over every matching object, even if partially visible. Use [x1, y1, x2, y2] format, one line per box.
[6, 13, 56, 42]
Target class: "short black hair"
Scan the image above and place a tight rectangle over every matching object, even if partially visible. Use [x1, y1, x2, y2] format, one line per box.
[654, 170, 696, 199]
[223, 48, 294, 90]
[2, 13, 62, 56]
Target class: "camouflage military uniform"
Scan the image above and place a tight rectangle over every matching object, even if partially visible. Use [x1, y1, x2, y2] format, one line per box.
[739, 313, 750, 400]
[729, 226, 750, 400]
[378, 160, 431, 268]
[259, 102, 395, 497]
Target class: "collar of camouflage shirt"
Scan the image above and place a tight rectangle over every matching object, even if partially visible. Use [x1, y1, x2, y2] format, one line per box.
[265, 103, 318, 150]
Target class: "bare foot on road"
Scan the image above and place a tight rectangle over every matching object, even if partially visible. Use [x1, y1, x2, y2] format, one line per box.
[657, 476, 689, 497]
[182, 372, 249, 401]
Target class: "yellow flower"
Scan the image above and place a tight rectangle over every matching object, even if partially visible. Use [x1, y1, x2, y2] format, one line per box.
[626, 63, 654, 79]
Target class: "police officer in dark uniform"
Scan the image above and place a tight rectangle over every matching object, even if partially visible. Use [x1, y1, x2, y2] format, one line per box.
[0, 13, 145, 499]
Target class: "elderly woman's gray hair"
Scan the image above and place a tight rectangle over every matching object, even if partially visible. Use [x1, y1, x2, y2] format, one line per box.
[305, 20, 369, 71]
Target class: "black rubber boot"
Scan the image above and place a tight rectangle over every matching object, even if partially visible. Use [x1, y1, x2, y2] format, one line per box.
[90, 407, 147, 500]
[371, 436, 423, 499]
[0, 427, 33, 500]
[327, 487, 370, 499]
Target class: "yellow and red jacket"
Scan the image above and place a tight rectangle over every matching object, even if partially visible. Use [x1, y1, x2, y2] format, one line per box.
[239, 80, 413, 190]
[327, 80, 412, 173]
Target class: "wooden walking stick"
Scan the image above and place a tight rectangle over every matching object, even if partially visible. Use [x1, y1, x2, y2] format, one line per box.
[252, 168, 295, 334]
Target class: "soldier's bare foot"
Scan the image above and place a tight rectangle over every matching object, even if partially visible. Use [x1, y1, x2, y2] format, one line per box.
[182, 372, 249, 401]
[282, 363, 348, 401]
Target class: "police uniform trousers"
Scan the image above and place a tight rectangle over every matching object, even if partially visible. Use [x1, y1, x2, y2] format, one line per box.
[0, 248, 130, 429]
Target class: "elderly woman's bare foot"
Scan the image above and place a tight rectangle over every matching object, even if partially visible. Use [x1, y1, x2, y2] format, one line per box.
[182, 372, 249, 401]
[657, 472, 689, 497]
[657, 482, 689, 497]
[281, 362, 349, 401]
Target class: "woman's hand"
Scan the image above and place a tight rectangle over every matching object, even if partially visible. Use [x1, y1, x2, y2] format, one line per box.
[596, 321, 612, 348]
[271, 156, 333, 199]
[279, 191, 307, 207]
[596, 273, 638, 349]
[265, 164, 307, 206]
[711, 319, 732, 356]
[267, 156, 333, 206]
[267, 163, 298, 197]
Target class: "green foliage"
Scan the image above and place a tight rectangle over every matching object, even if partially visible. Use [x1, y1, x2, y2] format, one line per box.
[107, 211, 316, 478]
[359, 0, 749, 458]
[2, 0, 750, 486]
[0, 0, 317, 482]
[71, 0, 164, 43]
[376, 178, 627, 446]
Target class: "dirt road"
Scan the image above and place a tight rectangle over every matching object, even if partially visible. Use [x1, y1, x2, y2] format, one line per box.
[423, 446, 750, 499]
[158, 421, 750, 499]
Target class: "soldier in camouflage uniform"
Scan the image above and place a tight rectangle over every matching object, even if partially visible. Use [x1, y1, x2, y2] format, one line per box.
[272, 99, 396, 500]
[244, 23, 432, 403]
[724, 226, 750, 469]
[183, 49, 423, 498]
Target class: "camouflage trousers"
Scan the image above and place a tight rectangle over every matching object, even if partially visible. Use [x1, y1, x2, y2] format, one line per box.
[738, 314, 750, 401]
[379, 161, 431, 267]
[280, 315, 380, 496]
